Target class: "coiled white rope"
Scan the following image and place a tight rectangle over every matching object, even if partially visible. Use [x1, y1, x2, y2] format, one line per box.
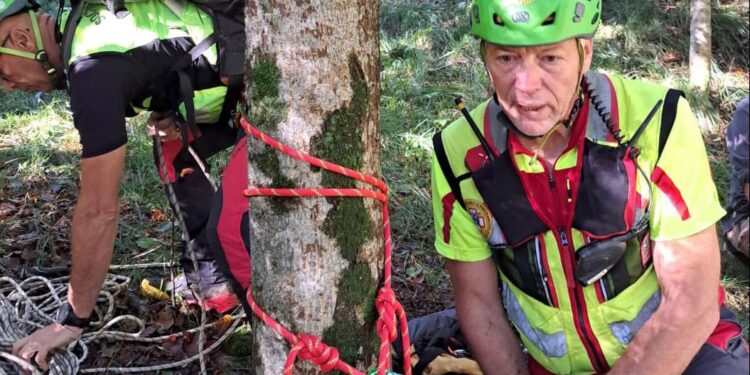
[0, 274, 243, 374]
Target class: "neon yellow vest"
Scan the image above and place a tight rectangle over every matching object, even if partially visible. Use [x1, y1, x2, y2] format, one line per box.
[434, 72, 680, 374]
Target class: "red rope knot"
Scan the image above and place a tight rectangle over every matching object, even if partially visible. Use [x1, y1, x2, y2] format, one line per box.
[285, 334, 341, 374]
[375, 287, 400, 342]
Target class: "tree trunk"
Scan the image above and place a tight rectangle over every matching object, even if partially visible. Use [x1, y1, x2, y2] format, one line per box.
[244, 1, 382, 374]
[689, 0, 712, 90]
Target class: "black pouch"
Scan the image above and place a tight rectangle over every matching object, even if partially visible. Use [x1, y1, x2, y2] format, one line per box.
[471, 151, 548, 247]
[573, 140, 635, 237]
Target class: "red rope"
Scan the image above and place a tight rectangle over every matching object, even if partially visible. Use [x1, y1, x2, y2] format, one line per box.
[239, 116, 412, 375]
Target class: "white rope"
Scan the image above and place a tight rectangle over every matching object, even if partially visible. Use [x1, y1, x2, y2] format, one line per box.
[0, 125, 234, 374]
[0, 274, 244, 374]
[109, 262, 177, 270]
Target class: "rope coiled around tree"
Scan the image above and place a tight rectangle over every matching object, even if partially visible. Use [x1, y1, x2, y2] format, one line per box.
[239, 116, 412, 375]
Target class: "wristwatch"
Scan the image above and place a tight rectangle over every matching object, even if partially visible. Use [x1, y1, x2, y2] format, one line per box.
[55, 302, 91, 328]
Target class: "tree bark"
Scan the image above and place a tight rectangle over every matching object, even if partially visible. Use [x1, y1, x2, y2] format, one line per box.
[244, 1, 382, 374]
[689, 0, 712, 90]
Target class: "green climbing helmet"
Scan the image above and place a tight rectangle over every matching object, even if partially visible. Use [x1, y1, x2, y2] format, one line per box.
[470, 0, 601, 46]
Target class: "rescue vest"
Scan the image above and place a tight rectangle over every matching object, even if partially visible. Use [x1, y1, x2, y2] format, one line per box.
[433, 72, 685, 374]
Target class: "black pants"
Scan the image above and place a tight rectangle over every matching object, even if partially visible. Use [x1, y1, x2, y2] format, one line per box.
[683, 307, 749, 375]
[406, 308, 749, 375]
[152, 122, 240, 288]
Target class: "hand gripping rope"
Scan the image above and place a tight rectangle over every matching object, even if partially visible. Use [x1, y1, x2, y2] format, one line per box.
[239, 116, 412, 375]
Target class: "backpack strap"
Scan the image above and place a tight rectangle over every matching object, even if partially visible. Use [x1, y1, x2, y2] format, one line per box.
[657, 89, 685, 162]
[60, 0, 84, 74]
[432, 131, 466, 210]
[172, 32, 221, 144]
[192, 0, 245, 84]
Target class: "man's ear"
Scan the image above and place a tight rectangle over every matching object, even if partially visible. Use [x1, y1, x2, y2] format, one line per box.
[581, 38, 594, 74]
[8, 26, 36, 52]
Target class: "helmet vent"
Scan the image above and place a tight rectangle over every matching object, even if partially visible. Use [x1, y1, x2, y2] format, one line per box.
[591, 12, 600, 25]
[573, 2, 585, 22]
[541, 12, 556, 26]
[493, 13, 505, 26]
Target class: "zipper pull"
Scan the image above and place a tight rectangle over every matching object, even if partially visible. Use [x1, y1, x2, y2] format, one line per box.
[566, 176, 572, 203]
[559, 229, 569, 247]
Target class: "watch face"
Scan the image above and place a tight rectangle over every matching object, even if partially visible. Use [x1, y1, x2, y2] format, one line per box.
[55, 302, 72, 322]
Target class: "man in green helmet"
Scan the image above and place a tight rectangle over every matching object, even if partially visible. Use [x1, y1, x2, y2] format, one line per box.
[0, 0, 250, 370]
[431, 0, 749, 373]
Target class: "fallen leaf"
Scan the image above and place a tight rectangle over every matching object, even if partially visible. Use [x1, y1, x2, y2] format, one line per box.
[21, 247, 37, 261]
[151, 208, 167, 222]
[154, 307, 175, 331]
[114, 292, 130, 310]
[174, 313, 185, 329]
[207, 315, 235, 337]
[40, 189, 55, 202]
[161, 336, 187, 358]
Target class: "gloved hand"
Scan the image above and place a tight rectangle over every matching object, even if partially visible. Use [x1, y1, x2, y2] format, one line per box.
[11, 323, 83, 371]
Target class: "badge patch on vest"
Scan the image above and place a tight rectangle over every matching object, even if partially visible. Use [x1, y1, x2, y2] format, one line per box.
[466, 200, 493, 239]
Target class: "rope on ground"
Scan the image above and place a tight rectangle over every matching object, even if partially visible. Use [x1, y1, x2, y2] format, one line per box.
[239, 116, 412, 375]
[109, 262, 178, 270]
[0, 274, 243, 374]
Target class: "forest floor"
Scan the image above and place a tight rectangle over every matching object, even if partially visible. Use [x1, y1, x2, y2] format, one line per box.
[0, 0, 748, 373]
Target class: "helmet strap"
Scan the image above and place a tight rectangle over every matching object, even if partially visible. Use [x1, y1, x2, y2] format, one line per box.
[562, 38, 586, 129]
[0, 10, 57, 76]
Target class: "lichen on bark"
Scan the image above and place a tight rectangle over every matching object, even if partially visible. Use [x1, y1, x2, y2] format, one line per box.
[310, 55, 378, 365]
[248, 58, 287, 132]
[322, 263, 379, 363]
[254, 147, 296, 213]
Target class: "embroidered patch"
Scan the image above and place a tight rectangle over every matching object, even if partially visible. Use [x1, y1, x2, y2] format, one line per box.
[465, 145, 491, 172]
[466, 199, 493, 239]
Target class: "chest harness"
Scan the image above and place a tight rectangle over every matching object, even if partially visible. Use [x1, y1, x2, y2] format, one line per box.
[434, 74, 685, 303]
